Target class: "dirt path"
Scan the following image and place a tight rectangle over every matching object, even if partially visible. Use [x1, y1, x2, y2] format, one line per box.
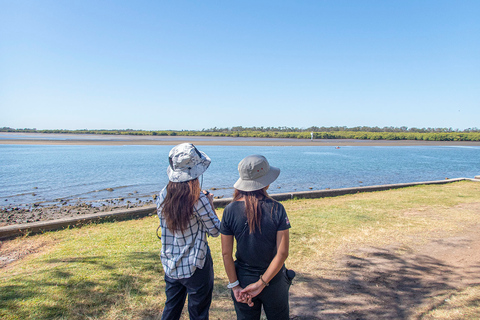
[289, 224, 480, 319]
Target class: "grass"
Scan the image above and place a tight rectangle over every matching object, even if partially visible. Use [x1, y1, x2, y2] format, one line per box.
[1, 180, 479, 319]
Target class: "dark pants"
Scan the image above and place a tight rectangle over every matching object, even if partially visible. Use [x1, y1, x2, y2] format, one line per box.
[161, 249, 214, 320]
[233, 265, 291, 320]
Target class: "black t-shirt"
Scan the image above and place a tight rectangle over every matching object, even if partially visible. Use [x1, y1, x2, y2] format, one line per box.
[220, 199, 291, 272]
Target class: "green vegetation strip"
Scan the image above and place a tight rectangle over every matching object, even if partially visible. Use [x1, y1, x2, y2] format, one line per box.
[3, 127, 480, 141]
[1, 181, 479, 319]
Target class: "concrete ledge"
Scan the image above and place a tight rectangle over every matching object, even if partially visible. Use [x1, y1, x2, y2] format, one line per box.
[0, 177, 472, 240]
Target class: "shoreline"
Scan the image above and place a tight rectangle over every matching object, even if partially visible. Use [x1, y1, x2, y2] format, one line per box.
[1, 132, 480, 146]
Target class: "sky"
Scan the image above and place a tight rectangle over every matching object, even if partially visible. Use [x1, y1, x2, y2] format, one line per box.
[1, 1, 479, 131]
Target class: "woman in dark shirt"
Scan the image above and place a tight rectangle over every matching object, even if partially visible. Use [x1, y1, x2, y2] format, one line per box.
[221, 155, 291, 320]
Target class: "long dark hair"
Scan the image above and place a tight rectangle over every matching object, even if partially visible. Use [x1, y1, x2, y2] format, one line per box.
[233, 188, 271, 234]
[161, 178, 200, 233]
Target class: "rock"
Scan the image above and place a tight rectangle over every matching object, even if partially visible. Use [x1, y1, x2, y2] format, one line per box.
[106, 188, 114, 192]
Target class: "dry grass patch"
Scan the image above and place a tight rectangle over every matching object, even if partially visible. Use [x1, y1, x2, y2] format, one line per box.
[0, 234, 58, 269]
[419, 285, 480, 320]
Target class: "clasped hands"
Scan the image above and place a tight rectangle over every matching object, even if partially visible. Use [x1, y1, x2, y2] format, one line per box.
[232, 280, 266, 307]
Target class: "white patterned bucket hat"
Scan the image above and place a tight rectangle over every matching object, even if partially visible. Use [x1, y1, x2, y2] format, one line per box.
[234, 155, 280, 192]
[167, 143, 211, 182]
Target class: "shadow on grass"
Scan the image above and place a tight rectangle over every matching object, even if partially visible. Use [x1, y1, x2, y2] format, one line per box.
[289, 247, 480, 320]
[0, 251, 165, 320]
[0, 250, 239, 320]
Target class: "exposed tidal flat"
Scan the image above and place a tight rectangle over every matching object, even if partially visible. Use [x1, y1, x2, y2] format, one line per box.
[1, 133, 479, 226]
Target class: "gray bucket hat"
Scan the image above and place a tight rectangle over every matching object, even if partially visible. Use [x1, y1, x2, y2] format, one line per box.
[234, 155, 280, 192]
[167, 143, 211, 182]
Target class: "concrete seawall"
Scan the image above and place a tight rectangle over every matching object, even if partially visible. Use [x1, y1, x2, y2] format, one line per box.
[0, 177, 476, 240]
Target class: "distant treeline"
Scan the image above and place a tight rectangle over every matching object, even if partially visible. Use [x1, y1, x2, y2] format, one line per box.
[2, 126, 480, 141]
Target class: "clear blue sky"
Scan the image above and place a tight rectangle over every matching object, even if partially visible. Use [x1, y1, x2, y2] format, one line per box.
[1, 1, 479, 131]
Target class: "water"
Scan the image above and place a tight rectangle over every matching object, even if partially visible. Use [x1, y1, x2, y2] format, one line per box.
[0, 145, 479, 207]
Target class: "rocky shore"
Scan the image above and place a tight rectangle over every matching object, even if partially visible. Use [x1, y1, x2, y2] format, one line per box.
[0, 198, 156, 227]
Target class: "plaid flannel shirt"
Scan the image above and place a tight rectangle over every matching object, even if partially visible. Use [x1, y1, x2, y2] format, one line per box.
[156, 187, 220, 279]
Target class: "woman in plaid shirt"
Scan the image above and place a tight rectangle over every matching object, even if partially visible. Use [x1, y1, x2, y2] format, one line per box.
[157, 143, 221, 320]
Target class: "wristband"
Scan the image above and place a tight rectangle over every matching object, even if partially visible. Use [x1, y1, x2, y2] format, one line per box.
[260, 274, 269, 286]
[227, 280, 239, 289]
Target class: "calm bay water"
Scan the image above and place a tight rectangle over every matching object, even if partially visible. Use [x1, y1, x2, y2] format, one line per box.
[0, 145, 479, 207]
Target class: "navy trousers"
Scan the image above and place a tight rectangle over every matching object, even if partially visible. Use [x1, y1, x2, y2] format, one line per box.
[233, 265, 291, 320]
[161, 249, 214, 320]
